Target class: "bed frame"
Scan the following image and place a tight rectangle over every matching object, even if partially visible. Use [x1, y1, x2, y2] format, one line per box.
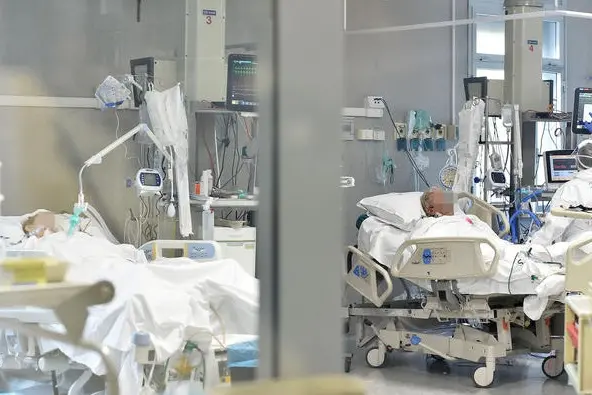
[344, 192, 565, 388]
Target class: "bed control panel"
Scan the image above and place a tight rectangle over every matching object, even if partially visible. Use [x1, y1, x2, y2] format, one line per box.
[421, 248, 450, 265]
[139, 240, 223, 262]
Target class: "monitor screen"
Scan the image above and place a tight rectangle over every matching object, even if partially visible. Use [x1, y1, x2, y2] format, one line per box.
[546, 150, 577, 184]
[573, 87, 592, 134]
[463, 77, 488, 101]
[226, 54, 257, 112]
[142, 173, 159, 187]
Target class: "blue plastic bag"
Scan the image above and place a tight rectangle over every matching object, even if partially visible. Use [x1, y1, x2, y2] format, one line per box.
[227, 340, 258, 367]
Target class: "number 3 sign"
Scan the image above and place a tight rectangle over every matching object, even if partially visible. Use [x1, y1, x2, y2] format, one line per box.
[203, 9, 216, 25]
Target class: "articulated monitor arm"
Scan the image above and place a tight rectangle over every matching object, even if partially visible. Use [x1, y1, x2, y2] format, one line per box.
[70, 123, 173, 236]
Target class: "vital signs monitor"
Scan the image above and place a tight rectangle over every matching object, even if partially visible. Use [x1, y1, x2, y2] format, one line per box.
[544, 150, 577, 190]
[226, 54, 257, 112]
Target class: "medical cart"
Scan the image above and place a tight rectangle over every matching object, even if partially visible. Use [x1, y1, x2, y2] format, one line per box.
[552, 208, 592, 394]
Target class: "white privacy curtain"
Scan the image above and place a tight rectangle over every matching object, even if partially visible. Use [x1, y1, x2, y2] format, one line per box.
[145, 85, 193, 237]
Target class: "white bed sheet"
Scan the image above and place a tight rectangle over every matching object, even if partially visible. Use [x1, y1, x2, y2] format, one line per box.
[357, 215, 566, 320]
[0, 231, 258, 395]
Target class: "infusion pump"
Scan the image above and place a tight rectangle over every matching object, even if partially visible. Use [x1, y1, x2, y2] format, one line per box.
[135, 168, 163, 196]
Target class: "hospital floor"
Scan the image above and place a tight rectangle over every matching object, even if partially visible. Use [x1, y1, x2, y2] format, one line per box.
[350, 350, 575, 395]
[0, 353, 575, 395]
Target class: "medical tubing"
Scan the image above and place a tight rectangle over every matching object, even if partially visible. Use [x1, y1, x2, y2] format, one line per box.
[86, 204, 119, 244]
[381, 98, 430, 188]
[168, 146, 175, 202]
[78, 165, 89, 203]
[509, 210, 542, 244]
[521, 189, 543, 204]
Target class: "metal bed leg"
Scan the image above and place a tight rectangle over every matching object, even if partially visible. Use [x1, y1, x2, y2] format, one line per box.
[51, 371, 59, 395]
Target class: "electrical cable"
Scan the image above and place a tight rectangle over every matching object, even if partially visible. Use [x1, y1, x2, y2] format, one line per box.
[546, 122, 558, 149]
[215, 115, 232, 187]
[114, 109, 141, 167]
[241, 116, 253, 140]
[232, 115, 243, 187]
[507, 252, 525, 294]
[199, 114, 217, 182]
[380, 98, 430, 188]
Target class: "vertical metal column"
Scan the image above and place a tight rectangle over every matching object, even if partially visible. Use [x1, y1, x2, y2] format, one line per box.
[503, 0, 544, 111]
[255, 0, 345, 380]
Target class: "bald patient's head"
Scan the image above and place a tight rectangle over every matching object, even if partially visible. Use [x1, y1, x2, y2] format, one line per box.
[420, 187, 454, 217]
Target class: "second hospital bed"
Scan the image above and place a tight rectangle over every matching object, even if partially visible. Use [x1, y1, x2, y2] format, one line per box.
[344, 192, 573, 388]
[0, 240, 231, 394]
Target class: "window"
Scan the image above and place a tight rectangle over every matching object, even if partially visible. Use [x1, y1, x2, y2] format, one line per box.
[471, 0, 564, 74]
[475, 20, 561, 59]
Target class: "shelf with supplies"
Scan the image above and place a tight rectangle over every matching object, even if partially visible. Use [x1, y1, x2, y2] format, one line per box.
[190, 196, 259, 209]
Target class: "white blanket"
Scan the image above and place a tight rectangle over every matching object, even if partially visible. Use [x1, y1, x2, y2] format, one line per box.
[10, 232, 258, 395]
[358, 215, 567, 320]
[357, 216, 409, 266]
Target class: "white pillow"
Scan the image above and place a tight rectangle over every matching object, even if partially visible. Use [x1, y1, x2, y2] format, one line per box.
[357, 192, 424, 231]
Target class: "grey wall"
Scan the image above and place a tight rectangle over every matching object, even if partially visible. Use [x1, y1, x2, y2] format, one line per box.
[342, 0, 469, 244]
[566, 0, 592, 112]
[0, 0, 184, 239]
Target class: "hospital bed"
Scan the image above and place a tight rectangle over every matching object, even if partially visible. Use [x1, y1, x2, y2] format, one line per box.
[0, 238, 234, 395]
[344, 192, 568, 388]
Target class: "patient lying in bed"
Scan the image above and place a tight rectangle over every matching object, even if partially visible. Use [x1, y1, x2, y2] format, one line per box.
[19, 210, 106, 241]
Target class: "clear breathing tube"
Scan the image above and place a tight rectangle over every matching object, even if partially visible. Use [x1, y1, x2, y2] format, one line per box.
[85, 204, 119, 244]
[78, 165, 89, 207]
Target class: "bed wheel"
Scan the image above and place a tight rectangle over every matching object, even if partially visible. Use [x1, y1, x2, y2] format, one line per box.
[344, 356, 352, 373]
[472, 367, 494, 388]
[365, 347, 387, 368]
[542, 355, 565, 379]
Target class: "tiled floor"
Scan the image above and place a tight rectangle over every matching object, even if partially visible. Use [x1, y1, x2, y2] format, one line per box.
[350, 351, 575, 395]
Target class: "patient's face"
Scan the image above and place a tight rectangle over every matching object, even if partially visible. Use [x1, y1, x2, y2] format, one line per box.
[23, 212, 57, 237]
[428, 189, 454, 216]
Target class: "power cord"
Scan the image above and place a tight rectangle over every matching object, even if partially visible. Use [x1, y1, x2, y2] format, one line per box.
[380, 98, 431, 188]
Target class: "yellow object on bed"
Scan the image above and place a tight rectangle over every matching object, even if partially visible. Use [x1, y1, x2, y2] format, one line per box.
[0, 257, 67, 285]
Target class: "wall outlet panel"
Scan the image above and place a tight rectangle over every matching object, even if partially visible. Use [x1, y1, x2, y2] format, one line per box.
[446, 124, 457, 140]
[373, 130, 386, 141]
[365, 96, 385, 109]
[394, 123, 407, 139]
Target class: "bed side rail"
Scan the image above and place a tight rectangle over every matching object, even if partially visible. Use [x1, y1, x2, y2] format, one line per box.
[565, 235, 592, 293]
[457, 192, 510, 238]
[390, 237, 500, 280]
[139, 240, 223, 262]
[344, 246, 393, 308]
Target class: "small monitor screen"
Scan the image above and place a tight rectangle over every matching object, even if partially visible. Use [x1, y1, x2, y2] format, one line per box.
[143, 173, 159, 186]
[463, 77, 488, 101]
[573, 88, 592, 134]
[546, 152, 577, 183]
[226, 54, 257, 112]
[491, 171, 506, 184]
